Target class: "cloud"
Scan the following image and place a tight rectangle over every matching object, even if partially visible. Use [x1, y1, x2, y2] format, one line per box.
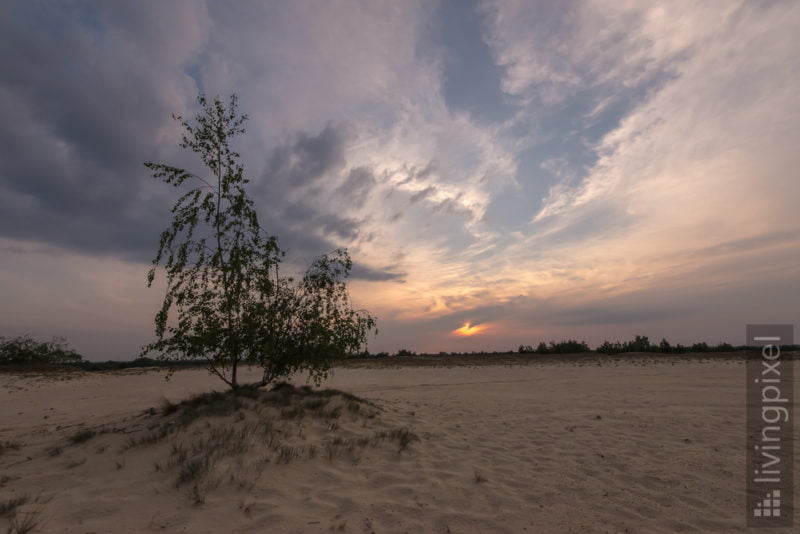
[0, 1, 207, 259]
[336, 167, 376, 209]
[531, 1, 800, 238]
[186, 1, 518, 285]
[343, 0, 799, 353]
[410, 186, 437, 204]
[475, 1, 800, 293]
[261, 123, 349, 190]
[481, 0, 692, 103]
[349, 264, 406, 283]
[1, 1, 797, 360]
[0, 0, 519, 269]
[250, 123, 367, 263]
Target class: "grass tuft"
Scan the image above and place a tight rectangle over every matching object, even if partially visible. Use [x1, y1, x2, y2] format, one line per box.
[280, 405, 304, 419]
[68, 429, 97, 444]
[0, 441, 21, 456]
[169, 443, 188, 466]
[65, 457, 86, 469]
[177, 458, 207, 486]
[276, 445, 297, 464]
[302, 398, 329, 411]
[324, 407, 342, 419]
[388, 428, 418, 451]
[232, 386, 259, 399]
[121, 425, 171, 450]
[260, 387, 294, 407]
[159, 397, 179, 416]
[0, 495, 29, 518]
[190, 483, 206, 506]
[161, 391, 246, 427]
[6, 512, 39, 534]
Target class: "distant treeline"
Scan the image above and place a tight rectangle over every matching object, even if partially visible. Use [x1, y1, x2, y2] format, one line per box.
[362, 336, 799, 358]
[73, 358, 208, 371]
[0, 335, 206, 371]
[517, 336, 744, 355]
[2, 333, 795, 369]
[593, 336, 736, 355]
[355, 336, 747, 358]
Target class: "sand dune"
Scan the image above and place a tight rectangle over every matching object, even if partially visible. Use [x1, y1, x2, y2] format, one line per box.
[0, 358, 792, 532]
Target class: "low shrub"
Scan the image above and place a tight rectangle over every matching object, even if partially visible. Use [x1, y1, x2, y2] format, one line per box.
[0, 335, 84, 365]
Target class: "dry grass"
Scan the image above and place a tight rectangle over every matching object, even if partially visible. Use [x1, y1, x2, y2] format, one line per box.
[0, 380, 417, 524]
[0, 496, 28, 518]
[6, 512, 39, 534]
[0, 442, 20, 457]
[101, 382, 414, 503]
[68, 429, 97, 445]
[1, 494, 42, 534]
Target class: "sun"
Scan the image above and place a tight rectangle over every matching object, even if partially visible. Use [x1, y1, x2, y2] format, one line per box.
[452, 322, 488, 337]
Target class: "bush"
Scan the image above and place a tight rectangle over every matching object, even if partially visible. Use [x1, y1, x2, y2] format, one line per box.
[623, 335, 652, 352]
[597, 335, 653, 354]
[0, 335, 84, 365]
[546, 339, 591, 354]
[598, 337, 737, 355]
[596, 340, 623, 355]
[518, 340, 590, 354]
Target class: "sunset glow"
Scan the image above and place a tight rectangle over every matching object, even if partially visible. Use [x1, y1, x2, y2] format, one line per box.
[452, 322, 488, 337]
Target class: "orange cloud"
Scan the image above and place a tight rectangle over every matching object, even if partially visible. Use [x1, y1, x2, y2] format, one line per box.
[452, 322, 488, 337]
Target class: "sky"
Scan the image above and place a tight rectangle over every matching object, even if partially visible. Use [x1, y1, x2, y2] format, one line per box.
[1, 0, 798, 360]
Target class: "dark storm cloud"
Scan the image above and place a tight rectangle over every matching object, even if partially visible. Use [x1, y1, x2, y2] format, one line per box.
[336, 167, 376, 208]
[252, 123, 394, 281]
[255, 123, 351, 251]
[350, 264, 405, 282]
[318, 214, 361, 240]
[261, 123, 348, 188]
[0, 4, 388, 277]
[0, 2, 205, 260]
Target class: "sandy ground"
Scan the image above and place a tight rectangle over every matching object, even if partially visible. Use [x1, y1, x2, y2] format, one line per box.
[0, 357, 796, 533]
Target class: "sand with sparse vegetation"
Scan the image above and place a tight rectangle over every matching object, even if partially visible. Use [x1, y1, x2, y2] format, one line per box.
[0, 355, 789, 532]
